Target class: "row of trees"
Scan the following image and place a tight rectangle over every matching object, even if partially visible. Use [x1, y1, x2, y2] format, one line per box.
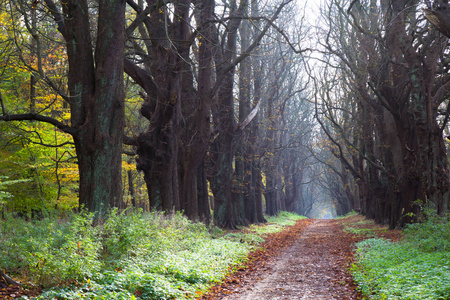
[315, 0, 450, 227]
[0, 0, 318, 227]
[3, 0, 449, 229]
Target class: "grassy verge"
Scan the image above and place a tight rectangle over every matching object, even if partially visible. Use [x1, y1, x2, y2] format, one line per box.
[345, 211, 450, 300]
[248, 211, 307, 235]
[0, 209, 304, 299]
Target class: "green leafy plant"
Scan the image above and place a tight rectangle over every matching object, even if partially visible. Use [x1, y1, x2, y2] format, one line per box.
[2, 210, 306, 299]
[0, 210, 101, 287]
[265, 211, 306, 226]
[224, 232, 265, 244]
[0, 176, 30, 209]
[334, 210, 359, 219]
[248, 211, 306, 235]
[351, 212, 450, 300]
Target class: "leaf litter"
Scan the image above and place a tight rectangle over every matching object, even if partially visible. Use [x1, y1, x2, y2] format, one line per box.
[199, 219, 365, 300]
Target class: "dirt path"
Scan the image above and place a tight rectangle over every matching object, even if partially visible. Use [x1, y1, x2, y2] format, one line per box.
[204, 219, 361, 299]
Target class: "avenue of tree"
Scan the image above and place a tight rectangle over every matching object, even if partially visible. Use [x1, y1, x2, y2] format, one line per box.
[0, 0, 449, 229]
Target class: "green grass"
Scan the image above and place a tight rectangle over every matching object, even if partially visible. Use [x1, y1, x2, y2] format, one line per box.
[248, 211, 306, 235]
[266, 211, 306, 226]
[1, 209, 306, 299]
[344, 226, 376, 237]
[334, 210, 359, 220]
[351, 212, 450, 300]
[342, 219, 382, 237]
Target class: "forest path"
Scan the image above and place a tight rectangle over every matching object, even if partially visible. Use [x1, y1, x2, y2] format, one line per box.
[202, 219, 361, 300]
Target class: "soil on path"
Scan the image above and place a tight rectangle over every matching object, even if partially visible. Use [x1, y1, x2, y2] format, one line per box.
[201, 219, 361, 300]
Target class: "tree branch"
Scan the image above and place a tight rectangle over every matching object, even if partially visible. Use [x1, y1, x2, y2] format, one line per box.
[17, 129, 75, 148]
[0, 269, 20, 286]
[313, 84, 363, 181]
[347, 0, 359, 14]
[44, 0, 67, 39]
[125, 5, 153, 37]
[123, 134, 138, 146]
[424, 8, 450, 39]
[124, 58, 157, 97]
[236, 99, 261, 131]
[0, 114, 76, 135]
[0, 89, 6, 116]
[211, 0, 296, 98]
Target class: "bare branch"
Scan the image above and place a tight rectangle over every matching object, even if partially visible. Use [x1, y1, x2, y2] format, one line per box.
[211, 0, 296, 98]
[347, 0, 359, 14]
[124, 58, 157, 96]
[16, 129, 74, 148]
[125, 5, 153, 37]
[237, 99, 261, 131]
[44, 0, 66, 39]
[0, 269, 20, 286]
[424, 8, 450, 39]
[0, 114, 76, 135]
[257, 16, 312, 55]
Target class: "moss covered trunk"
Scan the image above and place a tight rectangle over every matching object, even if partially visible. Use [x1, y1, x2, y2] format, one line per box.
[62, 0, 126, 217]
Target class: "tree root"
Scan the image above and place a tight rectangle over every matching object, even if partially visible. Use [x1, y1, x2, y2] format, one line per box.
[0, 269, 20, 287]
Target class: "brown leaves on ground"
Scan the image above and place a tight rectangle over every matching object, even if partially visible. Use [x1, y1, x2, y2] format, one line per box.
[0, 281, 40, 299]
[338, 214, 404, 242]
[199, 218, 315, 299]
[200, 218, 366, 300]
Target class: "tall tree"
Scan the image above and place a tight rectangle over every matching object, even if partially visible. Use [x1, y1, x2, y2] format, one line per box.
[125, 0, 296, 228]
[208, 0, 250, 228]
[316, 0, 450, 227]
[124, 0, 213, 220]
[0, 0, 127, 218]
[209, 0, 296, 227]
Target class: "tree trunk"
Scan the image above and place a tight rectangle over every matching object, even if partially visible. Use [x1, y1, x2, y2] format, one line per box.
[209, 0, 247, 228]
[210, 144, 236, 227]
[250, 20, 266, 223]
[179, 0, 215, 220]
[127, 170, 136, 207]
[62, 0, 126, 219]
[133, 0, 193, 213]
[197, 163, 211, 225]
[235, 12, 252, 224]
[263, 80, 280, 216]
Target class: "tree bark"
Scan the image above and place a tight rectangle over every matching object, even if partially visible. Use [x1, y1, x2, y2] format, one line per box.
[209, 0, 247, 228]
[130, 0, 193, 213]
[60, 0, 126, 218]
[178, 0, 215, 220]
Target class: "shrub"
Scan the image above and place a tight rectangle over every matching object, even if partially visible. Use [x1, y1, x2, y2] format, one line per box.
[0, 176, 30, 210]
[0, 211, 101, 287]
[4, 210, 305, 299]
[404, 210, 450, 252]
[2, 210, 251, 299]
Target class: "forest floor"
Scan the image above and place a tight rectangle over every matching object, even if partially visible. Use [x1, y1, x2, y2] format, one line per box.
[201, 216, 402, 300]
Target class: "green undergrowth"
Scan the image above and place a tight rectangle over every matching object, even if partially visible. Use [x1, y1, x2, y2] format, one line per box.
[350, 211, 450, 300]
[0, 209, 304, 299]
[334, 210, 359, 220]
[249, 211, 306, 234]
[339, 212, 387, 238]
[343, 220, 384, 238]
